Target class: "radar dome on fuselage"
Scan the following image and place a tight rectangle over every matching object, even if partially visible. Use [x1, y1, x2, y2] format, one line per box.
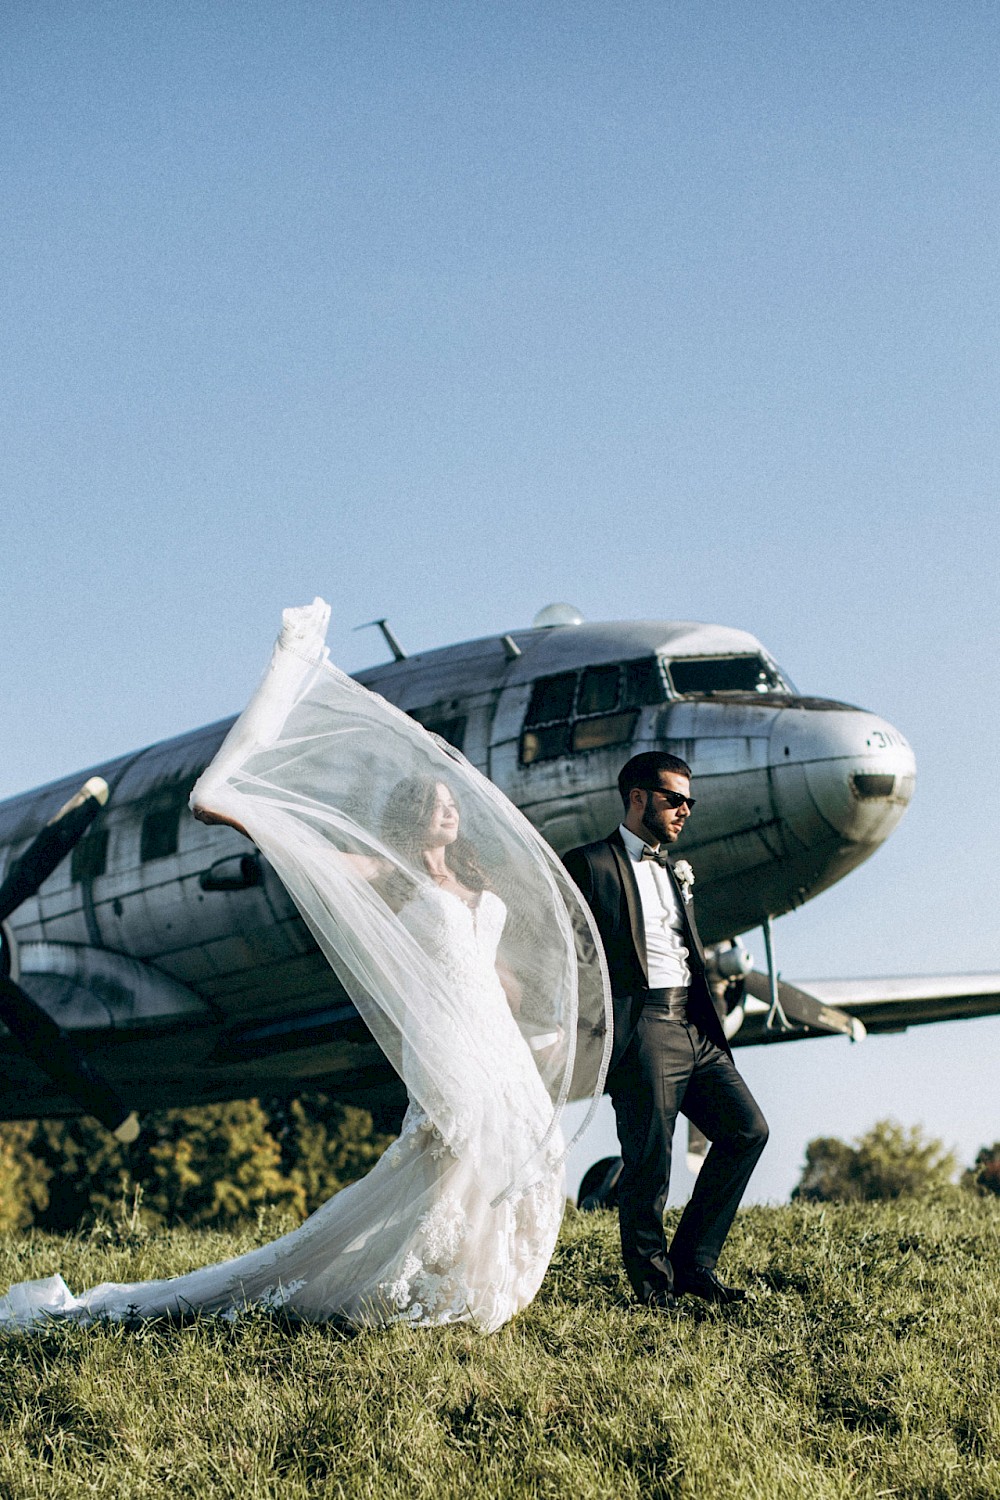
[532, 603, 585, 628]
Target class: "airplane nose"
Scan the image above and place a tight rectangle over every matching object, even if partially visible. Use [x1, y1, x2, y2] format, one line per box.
[770, 705, 916, 846]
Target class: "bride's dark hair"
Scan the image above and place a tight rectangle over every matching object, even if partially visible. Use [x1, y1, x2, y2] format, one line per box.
[380, 775, 488, 893]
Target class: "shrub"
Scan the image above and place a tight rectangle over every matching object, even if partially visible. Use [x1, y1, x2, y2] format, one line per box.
[0, 1096, 397, 1230]
[143, 1101, 307, 1225]
[963, 1141, 1000, 1196]
[793, 1119, 958, 1202]
[268, 1094, 397, 1215]
[0, 1122, 51, 1230]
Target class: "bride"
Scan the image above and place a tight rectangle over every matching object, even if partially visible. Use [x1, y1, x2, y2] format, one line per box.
[0, 601, 611, 1334]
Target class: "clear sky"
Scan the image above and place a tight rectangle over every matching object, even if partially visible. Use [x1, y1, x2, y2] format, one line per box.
[2, 1, 998, 1203]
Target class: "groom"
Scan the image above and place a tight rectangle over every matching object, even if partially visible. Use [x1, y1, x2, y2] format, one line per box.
[564, 751, 768, 1307]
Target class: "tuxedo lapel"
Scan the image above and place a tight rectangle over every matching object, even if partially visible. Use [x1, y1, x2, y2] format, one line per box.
[666, 857, 705, 965]
[607, 830, 648, 984]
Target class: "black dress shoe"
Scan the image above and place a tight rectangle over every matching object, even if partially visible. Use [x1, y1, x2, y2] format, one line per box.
[672, 1267, 746, 1304]
[640, 1287, 678, 1310]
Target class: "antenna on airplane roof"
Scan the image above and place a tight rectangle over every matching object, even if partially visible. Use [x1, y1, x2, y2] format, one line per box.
[354, 618, 408, 661]
[532, 603, 585, 628]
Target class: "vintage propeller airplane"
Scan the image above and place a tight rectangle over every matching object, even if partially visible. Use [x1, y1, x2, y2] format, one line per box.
[2, 604, 998, 1151]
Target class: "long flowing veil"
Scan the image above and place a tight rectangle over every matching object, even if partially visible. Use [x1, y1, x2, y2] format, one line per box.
[191, 600, 612, 1207]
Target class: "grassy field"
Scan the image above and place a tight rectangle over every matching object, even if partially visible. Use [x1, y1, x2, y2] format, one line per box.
[1, 1196, 999, 1499]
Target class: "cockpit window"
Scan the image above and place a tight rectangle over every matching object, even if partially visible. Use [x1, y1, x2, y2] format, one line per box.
[520, 657, 666, 765]
[623, 658, 668, 708]
[667, 655, 787, 696]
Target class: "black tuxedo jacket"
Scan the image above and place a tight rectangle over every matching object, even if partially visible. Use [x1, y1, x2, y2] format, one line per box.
[563, 830, 731, 1069]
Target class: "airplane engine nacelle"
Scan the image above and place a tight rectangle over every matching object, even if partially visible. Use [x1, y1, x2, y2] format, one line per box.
[16, 942, 215, 1032]
[714, 940, 754, 980]
[704, 940, 754, 1039]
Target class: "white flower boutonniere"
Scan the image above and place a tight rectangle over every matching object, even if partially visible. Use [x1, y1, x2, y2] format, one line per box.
[672, 859, 695, 903]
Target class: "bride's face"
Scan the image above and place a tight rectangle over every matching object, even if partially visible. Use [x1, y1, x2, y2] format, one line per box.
[424, 783, 460, 847]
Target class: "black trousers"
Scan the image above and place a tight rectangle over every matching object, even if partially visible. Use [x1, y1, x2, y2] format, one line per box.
[608, 1003, 769, 1302]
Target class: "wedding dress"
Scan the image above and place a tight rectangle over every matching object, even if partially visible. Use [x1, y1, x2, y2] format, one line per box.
[0, 602, 611, 1334]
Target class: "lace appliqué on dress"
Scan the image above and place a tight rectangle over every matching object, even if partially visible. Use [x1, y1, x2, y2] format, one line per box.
[379, 1192, 471, 1324]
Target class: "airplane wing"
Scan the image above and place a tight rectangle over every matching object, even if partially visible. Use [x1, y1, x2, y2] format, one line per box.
[580, 970, 1000, 1202]
[579, 974, 1000, 1203]
[683, 970, 1000, 1179]
[733, 971, 1000, 1045]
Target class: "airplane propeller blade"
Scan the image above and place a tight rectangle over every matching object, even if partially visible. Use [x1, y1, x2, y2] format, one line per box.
[0, 776, 138, 1142]
[0, 976, 137, 1138]
[0, 777, 109, 925]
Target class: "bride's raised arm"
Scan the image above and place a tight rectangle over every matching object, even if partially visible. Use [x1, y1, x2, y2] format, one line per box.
[191, 804, 389, 884]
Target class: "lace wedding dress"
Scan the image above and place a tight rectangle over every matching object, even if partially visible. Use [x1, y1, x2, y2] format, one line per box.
[0, 602, 611, 1334]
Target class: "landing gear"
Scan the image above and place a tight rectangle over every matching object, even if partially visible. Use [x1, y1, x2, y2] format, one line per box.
[577, 1155, 622, 1211]
[762, 914, 793, 1032]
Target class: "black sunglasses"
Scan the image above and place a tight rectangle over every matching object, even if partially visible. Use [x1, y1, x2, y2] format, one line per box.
[640, 786, 696, 811]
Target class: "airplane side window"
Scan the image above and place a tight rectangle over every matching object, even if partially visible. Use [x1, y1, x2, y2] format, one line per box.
[572, 711, 638, 753]
[141, 806, 181, 862]
[406, 705, 467, 751]
[520, 658, 666, 765]
[71, 828, 109, 882]
[411, 714, 467, 751]
[577, 665, 620, 716]
[575, 657, 666, 720]
[623, 657, 668, 707]
[521, 723, 572, 765]
[524, 672, 578, 726]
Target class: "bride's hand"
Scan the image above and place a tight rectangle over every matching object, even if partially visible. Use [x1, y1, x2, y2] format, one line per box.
[496, 960, 522, 1015]
[527, 1024, 565, 1062]
[192, 805, 250, 839]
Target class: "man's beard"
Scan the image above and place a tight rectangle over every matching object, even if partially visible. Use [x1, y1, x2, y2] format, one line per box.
[640, 804, 673, 845]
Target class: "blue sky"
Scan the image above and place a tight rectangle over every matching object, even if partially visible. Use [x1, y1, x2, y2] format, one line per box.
[2, 1, 998, 1202]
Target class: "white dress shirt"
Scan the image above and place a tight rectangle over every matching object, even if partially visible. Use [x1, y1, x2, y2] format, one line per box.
[618, 823, 692, 989]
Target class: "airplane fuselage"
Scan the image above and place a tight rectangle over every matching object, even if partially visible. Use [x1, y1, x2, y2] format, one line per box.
[0, 616, 916, 1118]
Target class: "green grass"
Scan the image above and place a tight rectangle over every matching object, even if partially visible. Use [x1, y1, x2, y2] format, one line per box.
[1, 1196, 999, 1499]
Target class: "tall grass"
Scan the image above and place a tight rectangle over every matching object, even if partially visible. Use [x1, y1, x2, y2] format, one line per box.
[1, 1195, 998, 1498]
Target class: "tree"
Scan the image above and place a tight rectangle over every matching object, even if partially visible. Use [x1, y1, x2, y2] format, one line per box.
[964, 1142, 1000, 1196]
[793, 1119, 958, 1202]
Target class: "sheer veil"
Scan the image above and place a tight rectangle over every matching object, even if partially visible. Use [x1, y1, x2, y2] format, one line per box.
[0, 600, 612, 1334]
[190, 599, 613, 1207]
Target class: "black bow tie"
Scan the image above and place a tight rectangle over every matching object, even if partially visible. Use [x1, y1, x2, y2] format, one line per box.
[640, 846, 671, 867]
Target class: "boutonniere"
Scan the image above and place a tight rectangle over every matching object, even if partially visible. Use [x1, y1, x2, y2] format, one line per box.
[672, 860, 695, 903]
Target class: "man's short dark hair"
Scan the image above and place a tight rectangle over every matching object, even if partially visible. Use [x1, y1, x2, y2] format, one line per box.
[618, 751, 693, 809]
